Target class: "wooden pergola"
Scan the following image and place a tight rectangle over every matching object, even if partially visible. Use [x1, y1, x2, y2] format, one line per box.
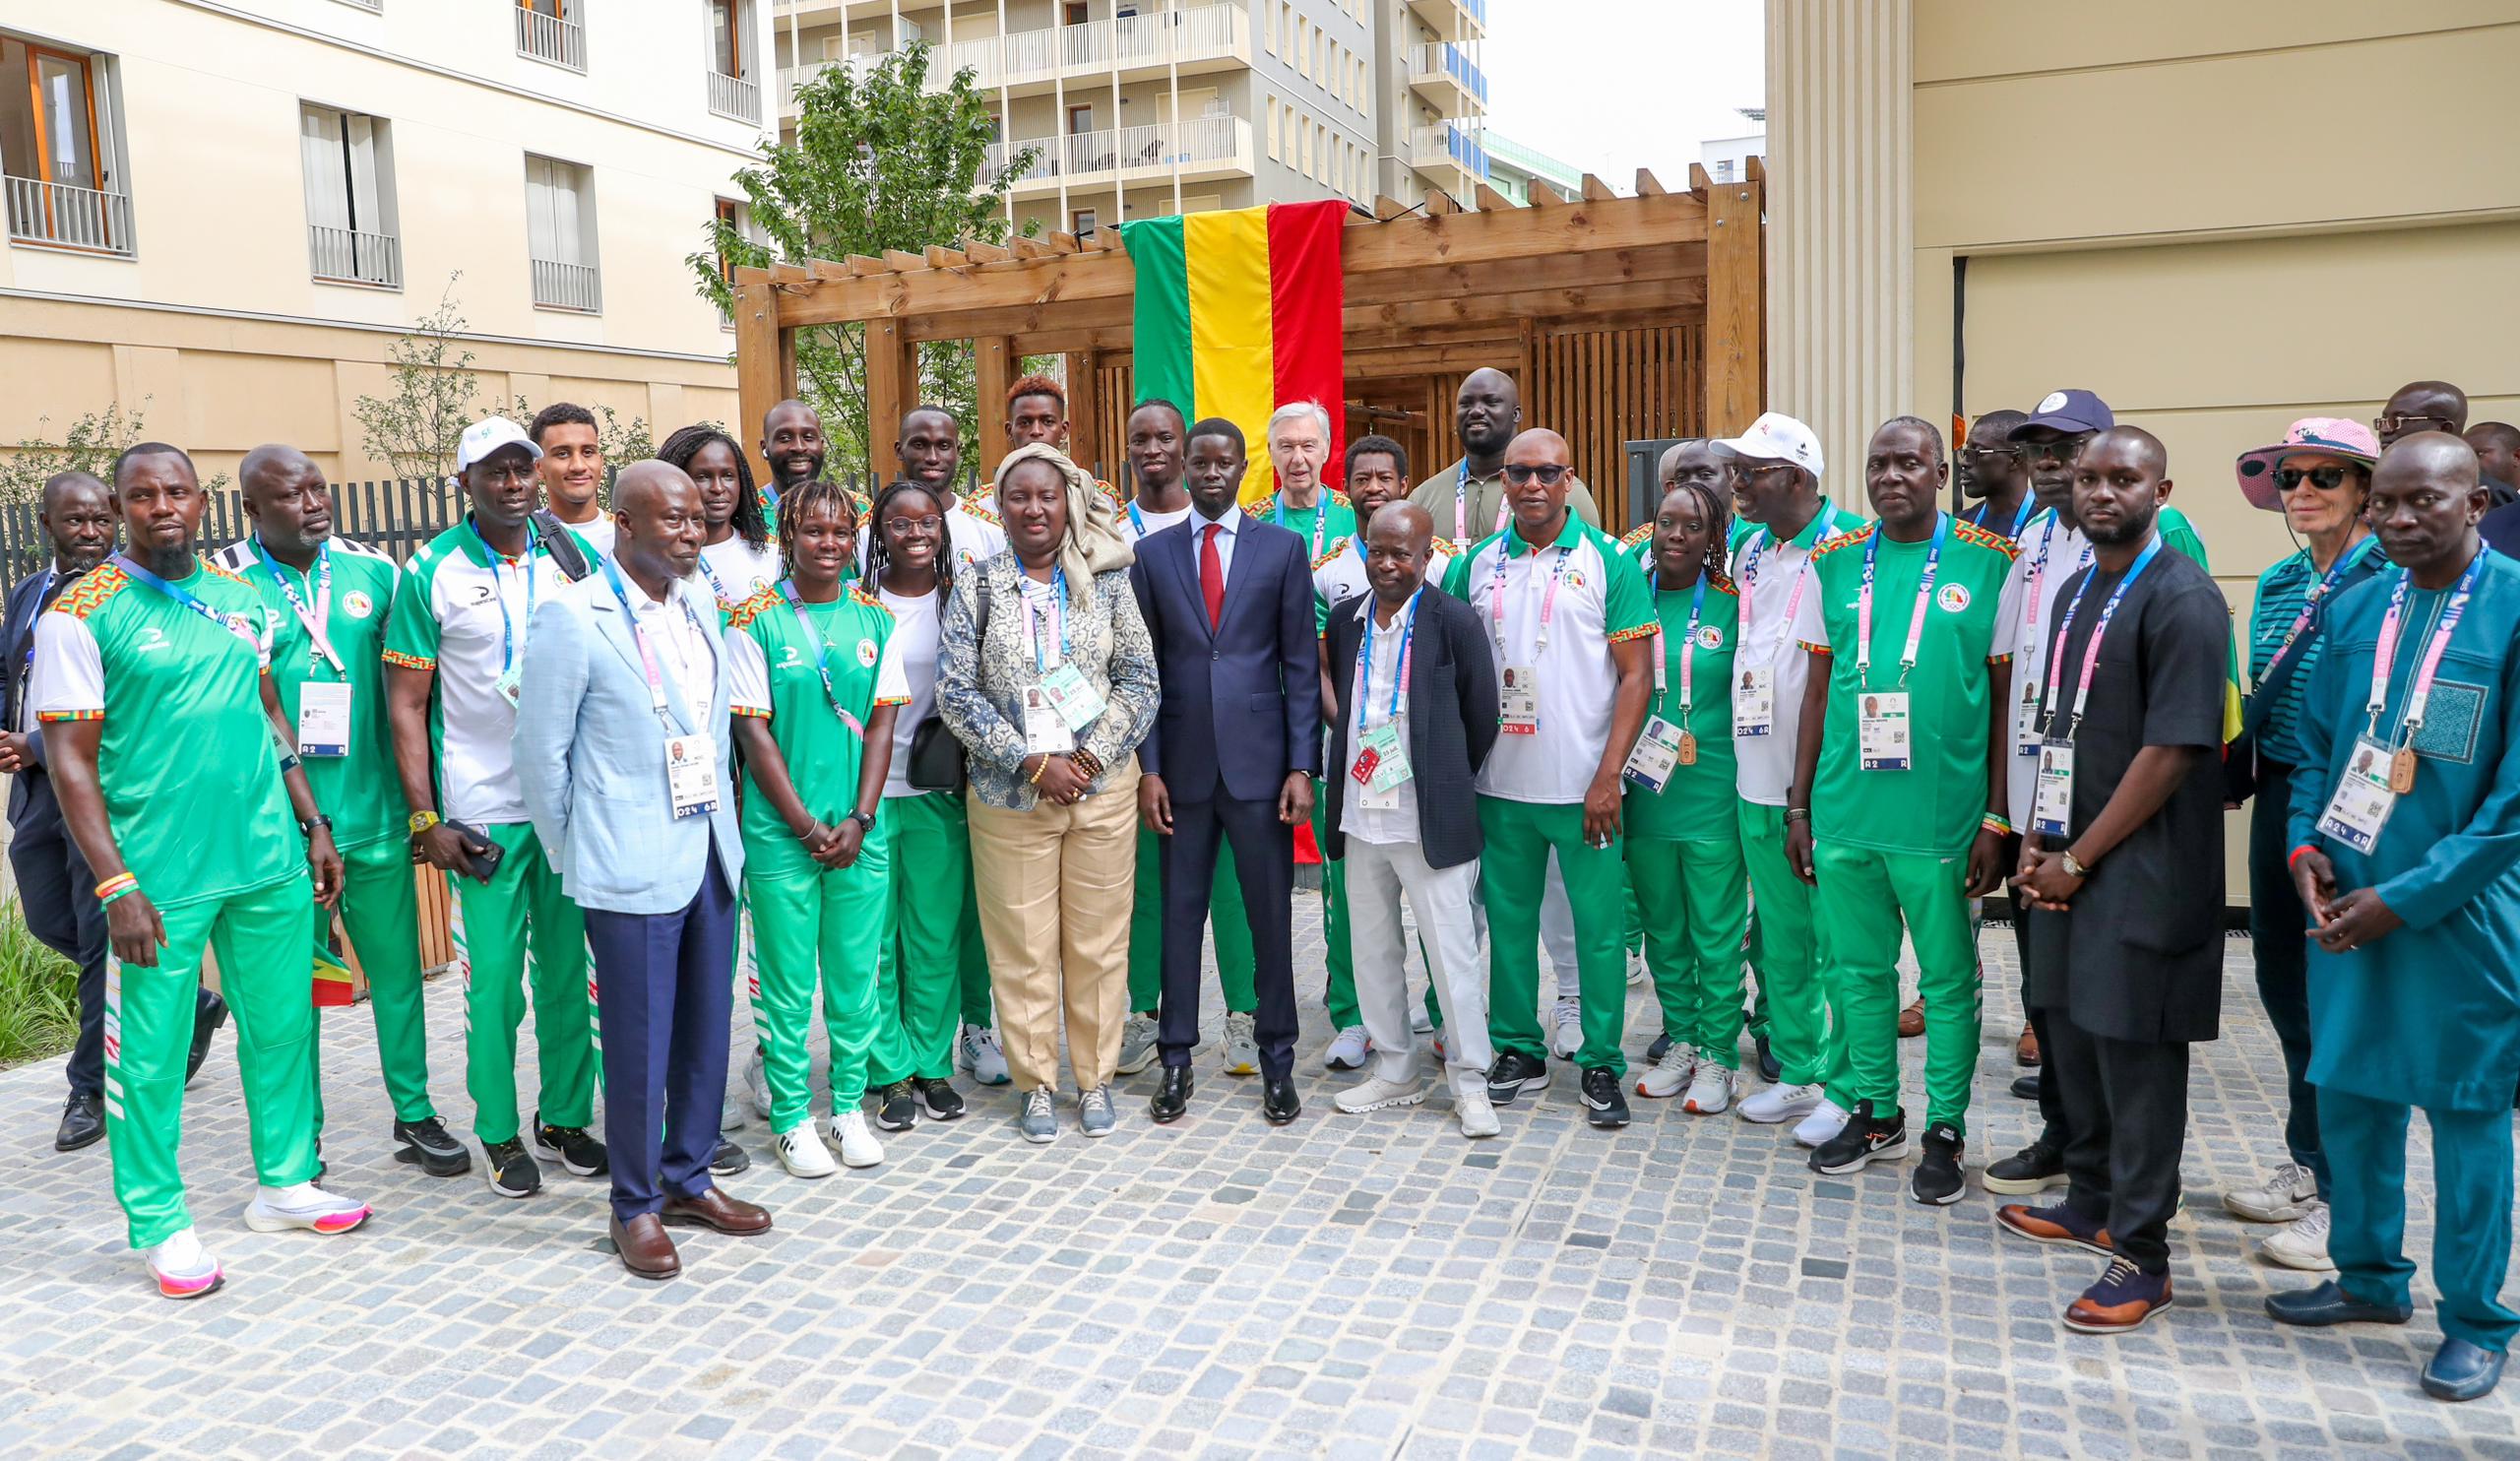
[731, 160, 1765, 528]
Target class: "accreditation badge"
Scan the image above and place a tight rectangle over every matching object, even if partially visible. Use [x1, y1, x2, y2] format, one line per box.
[1499, 664, 1540, 735]
[1354, 723, 1411, 809]
[1622, 716, 1685, 794]
[2015, 682, 2045, 758]
[2030, 741, 2075, 838]
[2315, 734, 2400, 855]
[666, 731, 721, 819]
[1039, 663, 1105, 732]
[1022, 685, 1075, 755]
[1858, 691, 1912, 771]
[1732, 666, 1776, 737]
[494, 665, 523, 709]
[296, 680, 351, 758]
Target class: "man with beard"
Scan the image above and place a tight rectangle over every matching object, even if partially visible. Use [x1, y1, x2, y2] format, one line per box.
[531, 403, 613, 561]
[758, 399, 828, 515]
[860, 406, 1006, 578]
[1409, 369, 1602, 541]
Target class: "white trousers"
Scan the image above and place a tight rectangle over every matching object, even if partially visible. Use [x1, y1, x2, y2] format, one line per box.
[1345, 838, 1493, 1095]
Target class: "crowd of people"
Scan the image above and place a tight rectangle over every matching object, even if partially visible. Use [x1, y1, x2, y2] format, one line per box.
[10, 368, 2518, 1403]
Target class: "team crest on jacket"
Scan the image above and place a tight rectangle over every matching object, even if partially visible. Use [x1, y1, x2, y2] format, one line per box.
[856, 638, 879, 667]
[344, 591, 375, 619]
[1696, 625, 1725, 650]
[1938, 584, 1971, 612]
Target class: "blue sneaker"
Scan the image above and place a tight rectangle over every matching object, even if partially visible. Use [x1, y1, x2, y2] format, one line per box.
[2264, 1280, 2414, 1328]
[2423, 1338, 2506, 1402]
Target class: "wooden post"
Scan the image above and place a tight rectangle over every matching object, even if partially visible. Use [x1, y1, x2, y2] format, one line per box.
[976, 336, 1016, 479]
[733, 272, 788, 490]
[1704, 169, 1766, 438]
[865, 318, 914, 477]
[1065, 350, 1102, 480]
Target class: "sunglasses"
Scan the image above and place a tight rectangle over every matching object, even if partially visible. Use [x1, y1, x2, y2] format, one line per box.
[2275, 465, 2361, 493]
[1502, 464, 1571, 486]
[2021, 433, 2093, 462]
[1960, 446, 2023, 465]
[2372, 413, 2453, 436]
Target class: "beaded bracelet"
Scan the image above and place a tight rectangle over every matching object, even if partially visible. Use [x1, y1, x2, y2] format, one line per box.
[1070, 747, 1104, 780]
[1027, 757, 1047, 786]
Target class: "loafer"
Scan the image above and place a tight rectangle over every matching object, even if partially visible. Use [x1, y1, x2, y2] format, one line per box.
[54, 1090, 104, 1152]
[1150, 1065, 1192, 1124]
[2264, 1279, 2414, 1328]
[1261, 1074, 1300, 1125]
[1897, 997, 1924, 1039]
[661, 1187, 772, 1236]
[611, 1213, 679, 1280]
[2423, 1337, 2507, 1402]
[2009, 1071, 2043, 1101]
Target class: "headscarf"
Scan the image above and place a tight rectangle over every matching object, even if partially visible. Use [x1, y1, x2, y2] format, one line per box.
[994, 441, 1133, 590]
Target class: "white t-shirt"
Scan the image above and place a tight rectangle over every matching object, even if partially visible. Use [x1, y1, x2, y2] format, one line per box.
[397, 526, 588, 825]
[1122, 499, 1194, 542]
[555, 511, 615, 561]
[1732, 502, 1852, 805]
[697, 536, 783, 611]
[1340, 593, 1420, 846]
[875, 583, 942, 798]
[724, 605, 911, 715]
[2001, 509, 2093, 825]
[1312, 535, 1456, 623]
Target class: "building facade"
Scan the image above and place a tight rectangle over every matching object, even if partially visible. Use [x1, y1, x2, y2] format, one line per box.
[769, 0, 1488, 236]
[1480, 130, 1577, 208]
[0, 0, 771, 483]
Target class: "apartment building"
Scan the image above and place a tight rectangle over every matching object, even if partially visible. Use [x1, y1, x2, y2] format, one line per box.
[0, 1, 773, 482]
[1481, 130, 1577, 207]
[767, 0, 1488, 235]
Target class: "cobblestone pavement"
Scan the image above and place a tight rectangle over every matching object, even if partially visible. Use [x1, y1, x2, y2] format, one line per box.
[3, 909, 2516, 1461]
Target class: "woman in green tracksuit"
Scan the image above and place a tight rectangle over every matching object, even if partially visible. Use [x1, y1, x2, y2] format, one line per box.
[1622, 478, 1750, 1114]
[725, 478, 908, 1179]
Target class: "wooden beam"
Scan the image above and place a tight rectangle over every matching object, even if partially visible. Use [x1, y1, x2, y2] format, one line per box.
[864, 318, 914, 475]
[1345, 340, 1518, 378]
[1633, 167, 1666, 197]
[809, 260, 853, 283]
[1687, 162, 1714, 197]
[1346, 277, 1707, 337]
[1474, 183, 1513, 213]
[1048, 231, 1081, 252]
[924, 244, 968, 269]
[1065, 351, 1102, 478]
[881, 249, 926, 273]
[961, 238, 1012, 264]
[1526, 180, 1567, 208]
[1704, 169, 1765, 437]
[847, 254, 888, 276]
[976, 337, 1016, 478]
[1422, 190, 1461, 216]
[771, 263, 813, 286]
[1010, 236, 1054, 258]
[1580, 173, 1617, 203]
[1372, 194, 1411, 221]
[733, 275, 787, 491]
[1744, 155, 1766, 184]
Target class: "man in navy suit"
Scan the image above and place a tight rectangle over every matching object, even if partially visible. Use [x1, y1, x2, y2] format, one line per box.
[0, 472, 223, 1152]
[1133, 417, 1322, 1125]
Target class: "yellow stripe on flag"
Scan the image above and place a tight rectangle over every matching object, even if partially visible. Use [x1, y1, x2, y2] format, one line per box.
[1184, 207, 1278, 504]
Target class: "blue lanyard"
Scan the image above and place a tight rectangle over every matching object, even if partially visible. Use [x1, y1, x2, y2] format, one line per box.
[254, 536, 340, 673]
[2257, 536, 2376, 690]
[19, 566, 54, 693]
[1357, 589, 1419, 727]
[2040, 535, 2165, 737]
[1128, 502, 1144, 536]
[111, 553, 262, 653]
[1972, 494, 2032, 540]
[465, 517, 539, 674]
[1856, 513, 1947, 687]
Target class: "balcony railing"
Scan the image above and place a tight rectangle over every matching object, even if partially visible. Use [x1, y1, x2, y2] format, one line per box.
[1410, 122, 1488, 179]
[786, 5, 1245, 110]
[1408, 0, 1486, 39]
[532, 257, 601, 311]
[309, 224, 401, 287]
[4, 175, 135, 256]
[1409, 42, 1488, 104]
[984, 115, 1251, 188]
[516, 7, 586, 72]
[707, 69, 760, 122]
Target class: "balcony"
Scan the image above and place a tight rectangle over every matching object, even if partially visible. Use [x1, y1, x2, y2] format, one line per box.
[781, 5, 1249, 115]
[1408, 42, 1486, 117]
[707, 68, 761, 122]
[1407, 0, 1486, 42]
[309, 224, 401, 287]
[1410, 122, 1487, 182]
[4, 176, 136, 257]
[983, 115, 1254, 198]
[516, 7, 586, 72]
[532, 258, 601, 312]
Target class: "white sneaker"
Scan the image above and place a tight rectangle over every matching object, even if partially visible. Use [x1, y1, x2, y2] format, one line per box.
[143, 1227, 222, 1301]
[2258, 1200, 2336, 1271]
[1115, 1013, 1160, 1076]
[1411, 1005, 1434, 1036]
[774, 1124, 837, 1178]
[1737, 1081, 1824, 1124]
[1634, 1042, 1699, 1099]
[1430, 1027, 1450, 1065]
[1548, 997, 1583, 1059]
[721, 1094, 749, 1133]
[1457, 1086, 1501, 1139]
[960, 1025, 1011, 1087]
[1627, 951, 1649, 986]
[1793, 1097, 1851, 1148]
[746, 1046, 773, 1118]
[1334, 1075, 1426, 1114]
[1221, 1011, 1260, 1075]
[832, 1110, 883, 1168]
[1682, 1064, 1738, 1115]
[2225, 1161, 2319, 1223]
[243, 1182, 373, 1235]
[1324, 1025, 1372, 1071]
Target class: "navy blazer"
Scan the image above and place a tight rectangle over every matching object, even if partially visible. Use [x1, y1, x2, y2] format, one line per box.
[2, 567, 63, 825]
[1131, 509, 1323, 802]
[1320, 585, 1498, 869]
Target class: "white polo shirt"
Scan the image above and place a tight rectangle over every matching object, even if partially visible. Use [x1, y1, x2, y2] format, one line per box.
[697, 535, 783, 612]
[1732, 501, 1856, 806]
[2000, 508, 2093, 824]
[1341, 591, 1422, 846]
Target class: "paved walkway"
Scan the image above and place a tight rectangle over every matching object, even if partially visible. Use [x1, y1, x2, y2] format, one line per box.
[2, 914, 2514, 1460]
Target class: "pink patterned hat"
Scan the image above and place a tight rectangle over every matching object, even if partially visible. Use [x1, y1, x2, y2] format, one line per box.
[2234, 417, 2381, 511]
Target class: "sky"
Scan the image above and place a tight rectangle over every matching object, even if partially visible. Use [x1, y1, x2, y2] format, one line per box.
[1477, 0, 1764, 191]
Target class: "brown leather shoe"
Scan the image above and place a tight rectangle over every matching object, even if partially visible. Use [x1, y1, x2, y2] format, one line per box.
[1898, 997, 1925, 1039]
[610, 1213, 679, 1280]
[661, 1187, 773, 1236]
[2015, 1023, 2042, 1067]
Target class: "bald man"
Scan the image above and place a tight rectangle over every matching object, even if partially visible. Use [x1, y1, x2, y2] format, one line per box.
[2466, 421, 2520, 520]
[758, 399, 828, 513]
[1410, 369, 1602, 542]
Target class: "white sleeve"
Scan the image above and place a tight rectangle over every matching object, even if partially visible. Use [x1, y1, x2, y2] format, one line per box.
[1791, 562, 1830, 651]
[30, 610, 104, 721]
[257, 605, 277, 669]
[1990, 557, 2026, 661]
[872, 630, 912, 706]
[726, 626, 772, 716]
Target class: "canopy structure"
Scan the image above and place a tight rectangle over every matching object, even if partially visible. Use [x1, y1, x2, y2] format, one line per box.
[732, 160, 1765, 529]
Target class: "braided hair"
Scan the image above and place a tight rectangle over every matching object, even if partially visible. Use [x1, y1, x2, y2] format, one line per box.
[863, 477, 953, 605]
[776, 476, 858, 567]
[658, 423, 768, 549]
[1654, 477, 1732, 588]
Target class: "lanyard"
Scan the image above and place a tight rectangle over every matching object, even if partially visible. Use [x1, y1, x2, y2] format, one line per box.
[2039, 535, 2165, 740]
[1357, 589, 1419, 729]
[601, 556, 706, 722]
[2021, 511, 2095, 634]
[760, 480, 782, 513]
[1454, 464, 1509, 546]
[111, 553, 263, 653]
[1651, 574, 1707, 712]
[1489, 537, 1573, 652]
[465, 518, 539, 674]
[1856, 513, 1947, 688]
[2258, 536, 2376, 692]
[1128, 502, 1145, 537]
[20, 565, 54, 686]
[1024, 569, 1070, 670]
[2367, 552, 2483, 743]
[697, 550, 732, 608]
[775, 578, 868, 738]
[1740, 501, 1838, 658]
[255, 537, 341, 673]
[1275, 495, 1331, 558]
[1972, 494, 2032, 540]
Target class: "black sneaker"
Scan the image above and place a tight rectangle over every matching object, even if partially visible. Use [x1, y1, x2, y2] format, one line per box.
[531, 1111, 608, 1176]
[1755, 1032, 1782, 1084]
[915, 1077, 966, 1120]
[1809, 1100, 1909, 1175]
[185, 992, 228, 1088]
[1580, 1067, 1630, 1129]
[1912, 1122, 1966, 1205]
[482, 1138, 542, 1199]
[1484, 1050, 1551, 1106]
[1982, 1136, 2069, 1195]
[393, 1116, 472, 1177]
[710, 1138, 750, 1175]
[874, 1081, 920, 1131]
[1645, 1032, 1674, 1063]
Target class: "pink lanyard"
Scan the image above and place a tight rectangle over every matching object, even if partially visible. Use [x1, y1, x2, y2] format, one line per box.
[1489, 540, 1573, 652]
[1739, 502, 1837, 659]
[1650, 575, 1706, 713]
[2367, 554, 2482, 743]
[1855, 515, 1945, 689]
[2021, 513, 2092, 633]
[1454, 465, 1508, 546]
[2038, 536, 2163, 740]
[2260, 537, 2376, 689]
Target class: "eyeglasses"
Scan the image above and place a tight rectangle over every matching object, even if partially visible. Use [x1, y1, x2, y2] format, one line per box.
[882, 516, 942, 537]
[1960, 446, 2023, 466]
[2373, 413, 2454, 437]
[2275, 465, 2360, 493]
[1502, 464, 1571, 486]
[1737, 463, 1796, 483]
[2019, 433, 2092, 462]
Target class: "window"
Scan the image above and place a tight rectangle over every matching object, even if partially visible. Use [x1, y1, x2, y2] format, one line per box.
[705, 2, 758, 122]
[712, 196, 749, 327]
[516, 0, 585, 72]
[1262, 3, 1275, 55]
[1067, 103, 1095, 135]
[1064, 2, 1087, 24]
[1, 39, 132, 255]
[525, 154, 599, 311]
[1266, 97, 1280, 160]
[1071, 208, 1098, 235]
[301, 103, 399, 286]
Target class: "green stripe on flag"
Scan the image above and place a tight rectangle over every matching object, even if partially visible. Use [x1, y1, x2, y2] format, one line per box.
[1120, 216, 1195, 419]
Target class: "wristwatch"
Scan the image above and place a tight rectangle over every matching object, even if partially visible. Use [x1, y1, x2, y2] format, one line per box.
[848, 809, 877, 833]
[2060, 849, 2091, 880]
[299, 813, 335, 839]
[408, 809, 442, 837]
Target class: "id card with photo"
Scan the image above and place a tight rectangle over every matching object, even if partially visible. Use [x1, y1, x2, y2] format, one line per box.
[1022, 685, 1075, 755]
[2014, 686, 2045, 758]
[1622, 716, 1684, 794]
[666, 731, 721, 819]
[2030, 741, 2075, 838]
[297, 680, 351, 758]
[1858, 691, 1912, 771]
[2316, 734, 2399, 855]
[1732, 667, 1776, 737]
[1040, 663, 1105, 732]
[1499, 665, 1540, 735]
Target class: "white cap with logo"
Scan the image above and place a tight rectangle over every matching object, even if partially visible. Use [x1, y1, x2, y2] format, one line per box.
[1714, 412, 1824, 478]
[456, 416, 542, 472]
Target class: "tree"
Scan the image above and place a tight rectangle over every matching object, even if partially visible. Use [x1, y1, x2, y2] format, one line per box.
[689, 40, 1036, 476]
[0, 400, 234, 506]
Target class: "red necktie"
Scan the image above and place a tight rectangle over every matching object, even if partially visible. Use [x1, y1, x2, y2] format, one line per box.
[1200, 522, 1226, 629]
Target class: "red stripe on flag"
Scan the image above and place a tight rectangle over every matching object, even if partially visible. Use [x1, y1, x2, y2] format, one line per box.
[1267, 200, 1351, 478]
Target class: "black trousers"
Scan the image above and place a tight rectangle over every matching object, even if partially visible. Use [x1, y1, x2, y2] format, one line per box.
[2011, 913, 2066, 1148]
[1158, 794, 1296, 1079]
[2045, 1008, 2192, 1273]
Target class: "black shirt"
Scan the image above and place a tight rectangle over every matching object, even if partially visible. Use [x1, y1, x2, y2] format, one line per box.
[2023, 546, 2231, 1044]
[2482, 496, 2520, 560]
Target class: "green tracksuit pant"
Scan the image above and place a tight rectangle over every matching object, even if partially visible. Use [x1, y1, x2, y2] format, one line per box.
[749, 813, 893, 1133]
[1812, 840, 1981, 1135]
[874, 792, 981, 1084]
[107, 873, 319, 1248]
[1308, 783, 1361, 1029]
[337, 836, 432, 1124]
[457, 821, 592, 1145]
[1480, 797, 1629, 1076]
[1740, 800, 1832, 1087]
[2324, 1090, 2520, 1351]
[1128, 826, 1256, 1015]
[1626, 835, 1749, 1069]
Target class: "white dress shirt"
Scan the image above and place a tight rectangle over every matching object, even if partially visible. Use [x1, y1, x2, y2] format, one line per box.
[1189, 504, 1242, 587]
[621, 572, 716, 718]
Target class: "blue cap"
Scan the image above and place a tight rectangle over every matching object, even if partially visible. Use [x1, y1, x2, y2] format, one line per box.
[2010, 389, 2113, 438]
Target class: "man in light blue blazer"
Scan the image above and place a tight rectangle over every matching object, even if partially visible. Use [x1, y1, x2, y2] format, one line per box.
[514, 461, 767, 1280]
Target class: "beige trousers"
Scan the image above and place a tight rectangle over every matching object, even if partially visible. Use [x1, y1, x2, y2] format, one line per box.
[966, 765, 1139, 1095]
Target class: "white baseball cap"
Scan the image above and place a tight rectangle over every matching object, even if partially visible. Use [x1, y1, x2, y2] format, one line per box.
[1714, 412, 1824, 477]
[456, 416, 542, 472]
